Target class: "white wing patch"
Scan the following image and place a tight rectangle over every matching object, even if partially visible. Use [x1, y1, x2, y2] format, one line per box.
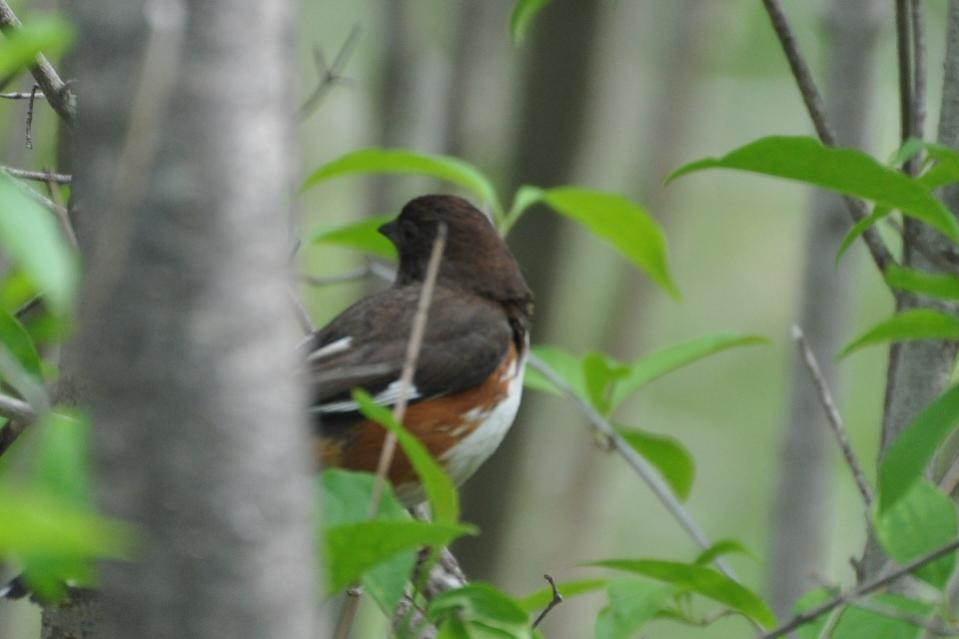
[308, 336, 352, 362]
[313, 378, 421, 414]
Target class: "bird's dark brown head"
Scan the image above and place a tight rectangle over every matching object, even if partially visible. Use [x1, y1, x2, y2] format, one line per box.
[379, 195, 533, 316]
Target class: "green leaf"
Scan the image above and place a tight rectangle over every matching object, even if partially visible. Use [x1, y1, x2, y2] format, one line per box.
[509, 0, 551, 44]
[610, 334, 766, 409]
[0, 306, 41, 379]
[436, 616, 472, 639]
[831, 594, 930, 639]
[0, 485, 133, 558]
[539, 187, 678, 298]
[835, 206, 892, 267]
[875, 481, 957, 589]
[883, 264, 959, 300]
[0, 175, 76, 314]
[668, 136, 959, 243]
[516, 578, 607, 612]
[501, 185, 545, 236]
[303, 148, 503, 220]
[319, 470, 413, 613]
[324, 519, 474, 594]
[592, 559, 776, 628]
[694, 540, 752, 567]
[582, 351, 628, 415]
[595, 578, 675, 639]
[615, 426, 695, 501]
[879, 384, 959, 512]
[792, 587, 835, 639]
[353, 390, 460, 523]
[429, 583, 533, 638]
[32, 410, 90, 508]
[0, 17, 73, 79]
[839, 309, 959, 359]
[523, 345, 587, 400]
[311, 214, 396, 259]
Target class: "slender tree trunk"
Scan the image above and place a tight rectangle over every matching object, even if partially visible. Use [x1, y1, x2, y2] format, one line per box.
[862, 0, 959, 579]
[767, 0, 884, 615]
[41, 1, 320, 637]
[457, 0, 605, 580]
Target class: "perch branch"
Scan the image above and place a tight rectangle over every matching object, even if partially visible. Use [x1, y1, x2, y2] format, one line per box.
[531, 574, 563, 629]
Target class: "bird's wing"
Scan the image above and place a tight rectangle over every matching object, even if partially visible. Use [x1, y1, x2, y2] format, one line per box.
[307, 285, 512, 420]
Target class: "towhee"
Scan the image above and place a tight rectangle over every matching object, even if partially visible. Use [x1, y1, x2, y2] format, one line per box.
[308, 195, 533, 504]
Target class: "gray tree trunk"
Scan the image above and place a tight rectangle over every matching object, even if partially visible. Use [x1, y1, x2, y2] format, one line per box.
[767, 0, 884, 615]
[862, 0, 959, 578]
[41, 1, 320, 637]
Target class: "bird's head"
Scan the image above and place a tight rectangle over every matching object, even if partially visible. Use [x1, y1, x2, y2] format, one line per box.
[379, 195, 532, 312]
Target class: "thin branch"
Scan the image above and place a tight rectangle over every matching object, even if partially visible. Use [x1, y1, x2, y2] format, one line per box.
[0, 0, 75, 125]
[531, 574, 563, 629]
[334, 224, 448, 639]
[911, 0, 927, 143]
[759, 537, 959, 639]
[0, 392, 35, 424]
[527, 354, 736, 580]
[897, 0, 916, 173]
[298, 25, 360, 120]
[24, 84, 37, 150]
[760, 0, 895, 273]
[792, 326, 874, 506]
[43, 169, 76, 248]
[286, 286, 315, 334]
[853, 598, 957, 636]
[297, 265, 375, 287]
[1, 167, 68, 218]
[1, 166, 71, 184]
[0, 91, 46, 100]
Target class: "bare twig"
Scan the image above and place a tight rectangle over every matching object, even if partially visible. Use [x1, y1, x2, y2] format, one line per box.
[532, 574, 563, 629]
[286, 286, 315, 334]
[0, 91, 46, 100]
[1, 166, 71, 184]
[1, 167, 68, 218]
[334, 224, 447, 639]
[897, 0, 917, 173]
[527, 354, 736, 580]
[24, 84, 37, 149]
[911, 0, 927, 143]
[792, 326, 874, 506]
[298, 25, 360, 120]
[759, 537, 959, 638]
[0, 392, 35, 424]
[0, 0, 76, 125]
[760, 0, 895, 273]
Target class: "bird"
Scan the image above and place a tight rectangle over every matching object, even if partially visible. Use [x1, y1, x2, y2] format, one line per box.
[307, 194, 533, 505]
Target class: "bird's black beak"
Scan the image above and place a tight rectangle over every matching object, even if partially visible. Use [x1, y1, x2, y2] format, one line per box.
[378, 220, 398, 242]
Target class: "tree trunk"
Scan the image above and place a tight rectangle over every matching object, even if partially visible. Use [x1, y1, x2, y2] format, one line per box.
[456, 0, 605, 581]
[862, 0, 959, 579]
[41, 1, 320, 637]
[767, 0, 884, 615]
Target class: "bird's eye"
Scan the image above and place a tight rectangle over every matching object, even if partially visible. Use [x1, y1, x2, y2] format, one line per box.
[400, 219, 419, 242]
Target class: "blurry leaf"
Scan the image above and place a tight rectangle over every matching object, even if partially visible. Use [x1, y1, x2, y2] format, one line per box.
[0, 306, 41, 379]
[694, 540, 752, 567]
[0, 17, 73, 79]
[610, 334, 766, 409]
[582, 352, 628, 415]
[353, 390, 460, 523]
[835, 206, 892, 266]
[595, 578, 674, 639]
[839, 309, 959, 359]
[303, 148, 504, 218]
[831, 594, 930, 639]
[592, 559, 776, 628]
[0, 270, 38, 311]
[311, 214, 396, 259]
[429, 583, 533, 638]
[884, 264, 959, 300]
[319, 470, 414, 613]
[792, 587, 835, 639]
[33, 410, 90, 507]
[436, 616, 471, 639]
[523, 345, 587, 400]
[888, 137, 927, 168]
[668, 136, 959, 243]
[0, 485, 133, 558]
[324, 519, 474, 594]
[539, 188, 678, 298]
[879, 384, 959, 513]
[875, 481, 957, 589]
[615, 425, 694, 501]
[509, 0, 550, 44]
[501, 185, 545, 235]
[517, 578, 606, 612]
[0, 175, 76, 314]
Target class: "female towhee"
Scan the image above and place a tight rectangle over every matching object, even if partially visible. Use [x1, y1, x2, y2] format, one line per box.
[308, 195, 533, 505]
